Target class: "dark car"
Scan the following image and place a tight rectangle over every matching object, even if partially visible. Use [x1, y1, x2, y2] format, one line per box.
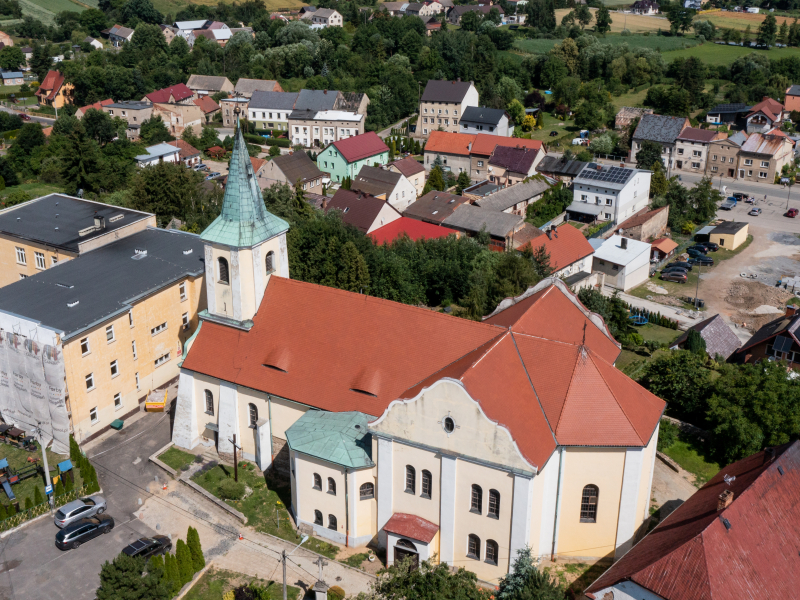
[788, 208, 799, 218]
[122, 536, 172, 559]
[688, 245, 710, 254]
[549, 131, 559, 137]
[661, 266, 688, 276]
[687, 248, 707, 258]
[55, 515, 114, 550]
[669, 261, 693, 271]
[689, 256, 714, 267]
[732, 192, 747, 201]
[661, 271, 688, 283]
[18, 113, 30, 121]
[699, 241, 719, 251]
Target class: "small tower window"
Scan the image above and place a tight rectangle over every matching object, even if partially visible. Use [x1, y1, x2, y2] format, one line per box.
[204, 390, 213, 415]
[580, 485, 599, 523]
[248, 403, 258, 428]
[405, 466, 416, 494]
[266, 251, 275, 274]
[328, 477, 336, 495]
[328, 514, 337, 530]
[313, 473, 322, 490]
[218, 257, 229, 284]
[470, 485, 482, 513]
[314, 510, 323, 525]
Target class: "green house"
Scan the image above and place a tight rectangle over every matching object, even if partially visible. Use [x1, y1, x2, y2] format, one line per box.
[317, 132, 389, 183]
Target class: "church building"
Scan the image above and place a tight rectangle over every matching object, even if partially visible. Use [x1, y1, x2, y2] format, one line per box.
[172, 121, 666, 584]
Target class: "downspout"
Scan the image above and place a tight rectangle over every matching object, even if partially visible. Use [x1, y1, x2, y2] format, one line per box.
[345, 469, 350, 547]
[550, 447, 565, 562]
[267, 395, 274, 463]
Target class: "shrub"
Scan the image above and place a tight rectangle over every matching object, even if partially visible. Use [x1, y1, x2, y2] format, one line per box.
[657, 419, 680, 452]
[187, 526, 205, 572]
[34, 486, 43, 505]
[217, 478, 245, 500]
[24, 497, 32, 510]
[328, 585, 346, 600]
[176, 539, 194, 585]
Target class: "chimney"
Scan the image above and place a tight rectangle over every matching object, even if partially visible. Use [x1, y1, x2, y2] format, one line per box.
[553, 227, 558, 238]
[596, 165, 602, 171]
[323, 89, 328, 94]
[94, 214, 105, 230]
[717, 489, 734, 511]
[621, 237, 628, 249]
[546, 229, 552, 240]
[786, 305, 798, 317]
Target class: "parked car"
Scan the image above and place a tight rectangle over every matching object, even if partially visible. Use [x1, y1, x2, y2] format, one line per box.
[205, 172, 221, 180]
[720, 198, 736, 210]
[122, 536, 172, 559]
[18, 113, 30, 121]
[788, 208, 799, 218]
[749, 207, 762, 216]
[54, 496, 107, 528]
[688, 245, 710, 254]
[687, 248, 708, 258]
[699, 242, 719, 251]
[661, 271, 688, 283]
[732, 192, 747, 201]
[549, 131, 559, 137]
[55, 515, 115, 550]
[662, 266, 688, 275]
[192, 163, 208, 171]
[689, 256, 714, 266]
[669, 261, 693, 271]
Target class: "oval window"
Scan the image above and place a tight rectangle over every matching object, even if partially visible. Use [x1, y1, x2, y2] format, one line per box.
[443, 417, 455, 433]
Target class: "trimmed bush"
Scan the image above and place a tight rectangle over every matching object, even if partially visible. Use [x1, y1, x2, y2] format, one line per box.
[218, 478, 245, 500]
[328, 585, 346, 600]
[187, 526, 205, 572]
[176, 539, 194, 585]
[24, 497, 32, 510]
[34, 486, 43, 505]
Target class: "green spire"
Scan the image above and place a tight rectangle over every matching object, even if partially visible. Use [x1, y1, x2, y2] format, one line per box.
[200, 121, 289, 248]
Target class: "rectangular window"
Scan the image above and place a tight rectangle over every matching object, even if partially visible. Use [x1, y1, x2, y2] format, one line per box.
[15, 247, 25, 265]
[693, 150, 701, 157]
[692, 162, 700, 169]
[114, 393, 122, 410]
[761, 161, 769, 167]
[712, 155, 717, 161]
[677, 148, 684, 155]
[712, 166, 718, 172]
[182, 312, 189, 327]
[106, 325, 115, 342]
[179, 281, 187, 301]
[154, 353, 170, 368]
[730, 157, 734, 163]
[748, 170, 753, 177]
[151, 322, 167, 336]
[135, 372, 140, 390]
[128, 311, 134, 327]
[605, 198, 612, 205]
[85, 373, 95, 391]
[759, 171, 767, 178]
[744, 159, 753, 166]
[132, 340, 137, 360]
[80, 337, 90, 356]
[110, 360, 119, 377]
[477, 160, 483, 167]
[34, 252, 45, 270]
[90, 407, 98, 424]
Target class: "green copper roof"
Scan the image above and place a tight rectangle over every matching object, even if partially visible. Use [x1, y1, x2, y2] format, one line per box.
[200, 122, 289, 248]
[286, 411, 374, 469]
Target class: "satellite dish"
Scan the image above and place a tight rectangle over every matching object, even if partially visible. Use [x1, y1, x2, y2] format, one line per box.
[723, 474, 736, 486]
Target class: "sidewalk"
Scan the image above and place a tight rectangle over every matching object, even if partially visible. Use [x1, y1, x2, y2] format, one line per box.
[601, 285, 700, 329]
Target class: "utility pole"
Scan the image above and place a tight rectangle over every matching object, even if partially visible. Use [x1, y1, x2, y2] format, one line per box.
[33, 421, 52, 509]
[228, 434, 241, 482]
[694, 262, 701, 310]
[282, 535, 309, 600]
[787, 179, 794, 210]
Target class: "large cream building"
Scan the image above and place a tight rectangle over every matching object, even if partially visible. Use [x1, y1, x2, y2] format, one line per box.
[172, 121, 665, 584]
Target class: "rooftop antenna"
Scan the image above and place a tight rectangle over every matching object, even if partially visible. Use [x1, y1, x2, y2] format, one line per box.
[723, 474, 736, 486]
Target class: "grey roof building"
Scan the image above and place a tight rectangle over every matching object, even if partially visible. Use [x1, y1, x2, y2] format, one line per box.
[233, 78, 281, 98]
[351, 166, 403, 197]
[269, 152, 324, 185]
[249, 91, 299, 111]
[474, 179, 551, 213]
[420, 79, 475, 104]
[403, 191, 470, 224]
[536, 156, 590, 179]
[461, 107, 508, 127]
[295, 89, 339, 112]
[632, 114, 690, 144]
[442, 203, 524, 242]
[671, 314, 741, 359]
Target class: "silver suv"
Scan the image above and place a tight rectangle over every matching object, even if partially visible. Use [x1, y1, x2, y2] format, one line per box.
[54, 496, 107, 528]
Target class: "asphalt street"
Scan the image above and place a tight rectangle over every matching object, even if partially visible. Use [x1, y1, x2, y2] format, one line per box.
[0, 106, 54, 126]
[0, 410, 172, 600]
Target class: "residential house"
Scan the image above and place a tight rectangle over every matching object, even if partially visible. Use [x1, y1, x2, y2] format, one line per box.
[261, 152, 325, 195]
[83, 36, 103, 50]
[144, 83, 195, 104]
[219, 97, 249, 126]
[191, 27, 233, 46]
[0, 225, 205, 443]
[405, 2, 444, 15]
[417, 79, 479, 138]
[302, 8, 343, 26]
[474, 179, 551, 216]
[233, 78, 283, 98]
[0, 71, 23, 85]
[785, 84, 800, 114]
[317, 132, 389, 183]
[0, 193, 155, 288]
[535, 156, 588, 183]
[369, 217, 457, 245]
[447, 4, 504, 23]
[569, 163, 652, 224]
[670, 314, 741, 359]
[614, 107, 653, 130]
[591, 235, 651, 291]
[462, 180, 503, 201]
[35, 70, 73, 109]
[674, 128, 726, 173]
[745, 96, 785, 134]
[108, 24, 135, 45]
[0, 31, 12, 46]
[631, 114, 690, 170]
[388, 157, 426, 197]
[352, 165, 417, 212]
[738, 305, 800, 367]
[325, 189, 402, 233]
[249, 91, 298, 132]
[706, 102, 751, 127]
[586, 442, 800, 600]
[160, 24, 178, 44]
[506, 12, 527, 24]
[425, 19, 442, 34]
[186, 74, 234, 97]
[631, 0, 659, 13]
[423, 131, 474, 175]
[709, 221, 749, 250]
[167, 139, 202, 168]
[519, 223, 595, 278]
[737, 132, 794, 182]
[442, 203, 525, 250]
[173, 20, 211, 41]
[220, 157, 268, 189]
[706, 130, 748, 178]
[613, 205, 669, 241]
[152, 102, 204, 137]
[102, 101, 152, 139]
[193, 95, 220, 122]
[135, 142, 181, 167]
[75, 99, 113, 119]
[469, 135, 544, 182]
[289, 110, 364, 148]
[20, 46, 32, 62]
[403, 191, 470, 225]
[459, 107, 512, 137]
[650, 237, 677, 261]
[486, 146, 540, 186]
[378, 2, 408, 15]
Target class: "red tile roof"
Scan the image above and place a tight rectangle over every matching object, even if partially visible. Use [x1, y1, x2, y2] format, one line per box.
[250, 156, 266, 173]
[145, 83, 194, 103]
[36, 70, 65, 101]
[331, 132, 389, 163]
[614, 206, 668, 234]
[383, 513, 439, 543]
[586, 442, 800, 600]
[369, 216, 457, 245]
[425, 131, 476, 156]
[651, 237, 677, 254]
[747, 96, 784, 122]
[676, 127, 719, 143]
[193, 95, 220, 114]
[77, 99, 113, 115]
[471, 133, 543, 156]
[520, 223, 594, 272]
[167, 139, 201, 159]
[388, 157, 425, 178]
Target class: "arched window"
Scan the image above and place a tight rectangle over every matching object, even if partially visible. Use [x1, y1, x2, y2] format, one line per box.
[328, 514, 337, 530]
[467, 534, 481, 559]
[218, 257, 229, 284]
[360, 482, 374, 500]
[485, 540, 498, 565]
[204, 390, 213, 415]
[470, 485, 482, 513]
[488, 489, 500, 518]
[328, 477, 336, 495]
[313, 473, 322, 490]
[421, 470, 432, 499]
[396, 538, 416, 551]
[580, 485, 599, 523]
[405, 465, 416, 494]
[248, 403, 258, 428]
[314, 510, 322, 525]
[266, 251, 275, 274]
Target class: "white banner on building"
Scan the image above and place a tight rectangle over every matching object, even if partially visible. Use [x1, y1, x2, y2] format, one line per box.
[43, 344, 69, 454]
[0, 332, 16, 425]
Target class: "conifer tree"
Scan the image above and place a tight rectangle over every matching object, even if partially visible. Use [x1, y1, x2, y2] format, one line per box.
[34, 486, 43, 506]
[176, 539, 194, 585]
[187, 526, 205, 572]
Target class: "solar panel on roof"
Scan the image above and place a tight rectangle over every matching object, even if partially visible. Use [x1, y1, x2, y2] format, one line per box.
[774, 335, 794, 353]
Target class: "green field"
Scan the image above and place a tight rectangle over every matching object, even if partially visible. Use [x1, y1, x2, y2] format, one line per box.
[1, 183, 63, 202]
[665, 42, 800, 65]
[514, 34, 700, 55]
[183, 568, 300, 600]
[151, 0, 304, 15]
[661, 433, 720, 486]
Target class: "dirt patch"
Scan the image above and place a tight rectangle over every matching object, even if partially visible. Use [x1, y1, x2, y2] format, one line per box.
[643, 294, 686, 307]
[646, 282, 669, 295]
[725, 280, 793, 332]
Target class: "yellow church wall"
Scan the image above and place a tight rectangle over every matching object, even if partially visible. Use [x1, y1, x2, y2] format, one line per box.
[208, 243, 234, 319]
[391, 442, 442, 526]
[269, 395, 309, 440]
[354, 467, 378, 540]
[636, 426, 658, 529]
[236, 386, 271, 457]
[295, 453, 348, 537]
[528, 452, 556, 557]
[557, 448, 625, 560]
[193, 372, 222, 441]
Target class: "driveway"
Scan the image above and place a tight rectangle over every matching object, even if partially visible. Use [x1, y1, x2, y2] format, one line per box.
[0, 409, 171, 600]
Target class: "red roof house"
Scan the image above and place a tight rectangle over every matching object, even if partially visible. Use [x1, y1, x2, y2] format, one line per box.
[520, 223, 594, 274]
[369, 216, 458, 245]
[35, 70, 72, 107]
[425, 131, 476, 157]
[325, 189, 401, 234]
[331, 132, 389, 164]
[471, 133, 543, 157]
[75, 98, 113, 119]
[144, 83, 195, 104]
[193, 95, 220, 117]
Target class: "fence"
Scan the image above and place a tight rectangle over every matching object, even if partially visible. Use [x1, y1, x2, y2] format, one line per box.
[585, 220, 615, 239]
[0, 483, 91, 533]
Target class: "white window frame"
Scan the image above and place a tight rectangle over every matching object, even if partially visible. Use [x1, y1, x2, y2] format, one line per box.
[114, 393, 122, 410]
[151, 322, 167, 336]
[51, 256, 58, 266]
[128, 310, 134, 328]
[106, 325, 115, 343]
[110, 360, 119, 378]
[90, 407, 98, 424]
[34, 251, 45, 270]
[85, 373, 95, 391]
[179, 281, 187, 301]
[15, 247, 26, 265]
[80, 337, 90, 356]
[132, 340, 137, 360]
[761, 161, 769, 167]
[759, 171, 767, 179]
[154, 352, 171, 368]
[182, 313, 189, 327]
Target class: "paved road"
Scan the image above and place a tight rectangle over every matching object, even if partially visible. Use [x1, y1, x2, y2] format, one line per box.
[0, 410, 170, 600]
[0, 105, 55, 126]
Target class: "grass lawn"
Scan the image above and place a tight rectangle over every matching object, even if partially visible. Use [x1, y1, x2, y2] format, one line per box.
[664, 42, 800, 65]
[158, 447, 198, 472]
[342, 551, 370, 569]
[700, 11, 796, 32]
[525, 116, 578, 144]
[610, 87, 649, 111]
[192, 463, 339, 559]
[183, 567, 300, 600]
[0, 182, 63, 201]
[513, 34, 698, 56]
[616, 347, 670, 379]
[1, 442, 78, 510]
[555, 8, 670, 33]
[636, 322, 681, 345]
[543, 561, 608, 599]
[661, 433, 720, 487]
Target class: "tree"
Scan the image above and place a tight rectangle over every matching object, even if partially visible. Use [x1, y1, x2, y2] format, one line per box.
[338, 241, 371, 293]
[163, 552, 181, 596]
[525, 0, 556, 33]
[639, 351, 710, 422]
[0, 46, 24, 71]
[497, 547, 563, 600]
[34, 485, 43, 506]
[684, 329, 707, 355]
[425, 165, 445, 193]
[526, 183, 572, 227]
[574, 4, 592, 29]
[130, 161, 210, 225]
[595, 4, 612, 35]
[96, 553, 169, 600]
[121, 0, 163, 25]
[576, 288, 633, 339]
[650, 163, 669, 197]
[779, 20, 789, 45]
[139, 116, 172, 145]
[176, 539, 193, 585]
[758, 14, 778, 47]
[666, 4, 694, 34]
[30, 44, 52, 82]
[83, 109, 119, 146]
[80, 8, 108, 36]
[635, 140, 663, 170]
[460, 10, 483, 32]
[60, 124, 102, 195]
[455, 171, 471, 195]
[369, 557, 492, 600]
[186, 526, 205, 573]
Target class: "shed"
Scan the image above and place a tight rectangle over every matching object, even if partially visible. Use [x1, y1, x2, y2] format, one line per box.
[670, 314, 741, 359]
[710, 221, 749, 250]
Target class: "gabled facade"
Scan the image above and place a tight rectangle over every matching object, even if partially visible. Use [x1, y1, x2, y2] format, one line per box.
[674, 127, 726, 173]
[631, 114, 690, 170]
[705, 131, 748, 179]
[745, 96, 784, 134]
[417, 79, 479, 139]
[35, 70, 73, 109]
[570, 163, 652, 225]
[736, 132, 794, 182]
[352, 165, 417, 212]
[317, 132, 389, 182]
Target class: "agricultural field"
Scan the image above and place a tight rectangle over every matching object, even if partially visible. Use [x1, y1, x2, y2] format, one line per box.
[151, 0, 304, 15]
[700, 9, 797, 32]
[513, 34, 700, 55]
[664, 41, 800, 64]
[555, 8, 669, 33]
[18, 0, 90, 25]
